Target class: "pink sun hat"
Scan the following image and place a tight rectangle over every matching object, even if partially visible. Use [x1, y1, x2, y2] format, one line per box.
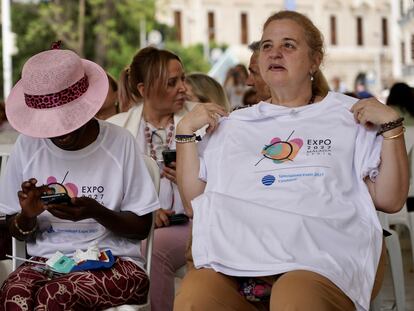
[5, 48, 108, 138]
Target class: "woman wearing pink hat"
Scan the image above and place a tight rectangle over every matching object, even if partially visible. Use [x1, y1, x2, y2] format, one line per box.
[0, 47, 159, 310]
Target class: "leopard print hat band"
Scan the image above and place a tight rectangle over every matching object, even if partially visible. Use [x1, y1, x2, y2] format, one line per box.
[24, 75, 89, 109]
[5, 48, 109, 138]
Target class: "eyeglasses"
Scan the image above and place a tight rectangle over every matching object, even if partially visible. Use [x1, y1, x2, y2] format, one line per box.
[149, 129, 167, 146]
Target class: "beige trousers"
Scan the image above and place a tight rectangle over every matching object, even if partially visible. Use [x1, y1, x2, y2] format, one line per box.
[174, 240, 386, 311]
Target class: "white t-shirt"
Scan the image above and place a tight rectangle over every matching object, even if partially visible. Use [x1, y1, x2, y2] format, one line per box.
[0, 120, 159, 267]
[193, 92, 383, 311]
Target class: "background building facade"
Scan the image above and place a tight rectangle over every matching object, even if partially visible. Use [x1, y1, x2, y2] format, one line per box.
[396, 0, 414, 86]
[156, 0, 401, 96]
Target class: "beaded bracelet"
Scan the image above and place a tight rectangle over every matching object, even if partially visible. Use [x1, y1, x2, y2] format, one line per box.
[175, 134, 197, 143]
[14, 213, 37, 235]
[377, 117, 404, 136]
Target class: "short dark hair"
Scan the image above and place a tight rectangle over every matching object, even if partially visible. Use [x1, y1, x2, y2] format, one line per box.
[248, 41, 260, 52]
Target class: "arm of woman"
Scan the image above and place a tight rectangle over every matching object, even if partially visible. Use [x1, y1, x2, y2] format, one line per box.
[8, 178, 50, 240]
[351, 99, 409, 213]
[176, 103, 228, 217]
[7, 213, 37, 241]
[46, 197, 153, 240]
[92, 205, 152, 240]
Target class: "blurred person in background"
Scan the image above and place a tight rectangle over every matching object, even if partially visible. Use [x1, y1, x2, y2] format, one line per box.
[95, 73, 120, 120]
[185, 73, 230, 112]
[0, 102, 19, 144]
[108, 46, 195, 311]
[331, 76, 347, 93]
[386, 82, 414, 126]
[224, 64, 249, 110]
[246, 41, 271, 102]
[355, 81, 373, 99]
[242, 88, 258, 108]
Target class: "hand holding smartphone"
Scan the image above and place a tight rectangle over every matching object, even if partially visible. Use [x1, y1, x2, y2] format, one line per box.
[162, 149, 176, 168]
[40, 193, 71, 205]
[40, 182, 72, 205]
[168, 213, 189, 225]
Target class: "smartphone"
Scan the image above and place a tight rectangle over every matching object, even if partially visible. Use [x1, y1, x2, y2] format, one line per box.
[162, 149, 176, 168]
[168, 213, 189, 226]
[40, 193, 71, 205]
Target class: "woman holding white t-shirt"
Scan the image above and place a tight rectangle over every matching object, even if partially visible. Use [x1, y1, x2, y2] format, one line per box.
[174, 11, 408, 311]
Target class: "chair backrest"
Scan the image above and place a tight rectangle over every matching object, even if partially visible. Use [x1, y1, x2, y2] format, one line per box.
[407, 146, 414, 197]
[142, 155, 161, 194]
[404, 126, 414, 153]
[141, 155, 160, 278]
[0, 144, 13, 179]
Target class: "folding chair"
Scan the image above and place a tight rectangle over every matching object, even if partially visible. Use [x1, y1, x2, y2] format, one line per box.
[0, 144, 13, 178]
[0, 144, 13, 283]
[388, 144, 414, 270]
[371, 212, 406, 311]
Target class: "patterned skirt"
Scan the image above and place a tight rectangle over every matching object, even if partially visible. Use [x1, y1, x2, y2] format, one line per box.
[0, 257, 149, 311]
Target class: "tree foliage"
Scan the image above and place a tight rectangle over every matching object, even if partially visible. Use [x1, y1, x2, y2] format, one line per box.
[165, 42, 210, 74]
[1, 0, 211, 101]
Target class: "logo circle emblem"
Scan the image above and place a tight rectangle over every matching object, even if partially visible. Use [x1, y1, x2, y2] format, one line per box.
[262, 175, 275, 186]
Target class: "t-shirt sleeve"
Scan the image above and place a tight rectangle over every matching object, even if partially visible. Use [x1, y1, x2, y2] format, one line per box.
[121, 136, 160, 216]
[354, 124, 383, 181]
[197, 121, 228, 183]
[197, 135, 210, 182]
[198, 157, 207, 182]
[0, 139, 25, 215]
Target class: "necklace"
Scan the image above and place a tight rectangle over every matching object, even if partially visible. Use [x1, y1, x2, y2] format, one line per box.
[144, 120, 175, 161]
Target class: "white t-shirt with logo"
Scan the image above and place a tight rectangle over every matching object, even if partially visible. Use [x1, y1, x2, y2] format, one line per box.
[193, 92, 383, 311]
[0, 120, 159, 268]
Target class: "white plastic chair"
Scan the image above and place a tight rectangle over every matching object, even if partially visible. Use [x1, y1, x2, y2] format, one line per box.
[403, 126, 414, 154]
[388, 143, 414, 269]
[0, 259, 12, 284]
[0, 144, 13, 178]
[174, 265, 187, 291]
[387, 202, 414, 268]
[11, 154, 160, 311]
[0, 145, 13, 282]
[371, 212, 406, 311]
